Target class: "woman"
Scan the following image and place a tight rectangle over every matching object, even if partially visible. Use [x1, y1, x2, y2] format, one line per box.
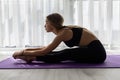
[13, 13, 106, 63]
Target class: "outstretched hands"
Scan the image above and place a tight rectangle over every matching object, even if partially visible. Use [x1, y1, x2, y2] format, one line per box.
[12, 50, 24, 59]
[12, 47, 46, 63]
[12, 50, 35, 63]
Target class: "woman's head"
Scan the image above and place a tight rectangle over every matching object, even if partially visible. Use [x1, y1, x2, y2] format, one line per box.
[45, 13, 64, 31]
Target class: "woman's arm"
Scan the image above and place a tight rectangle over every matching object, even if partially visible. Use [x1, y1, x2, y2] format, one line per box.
[13, 29, 67, 57]
[13, 35, 63, 58]
[12, 47, 46, 59]
[22, 29, 67, 56]
[23, 35, 63, 56]
[24, 46, 46, 51]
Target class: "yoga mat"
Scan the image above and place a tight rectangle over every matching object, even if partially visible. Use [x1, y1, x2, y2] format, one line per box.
[0, 55, 120, 69]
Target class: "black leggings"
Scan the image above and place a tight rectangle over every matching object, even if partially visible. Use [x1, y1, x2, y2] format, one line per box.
[36, 40, 106, 63]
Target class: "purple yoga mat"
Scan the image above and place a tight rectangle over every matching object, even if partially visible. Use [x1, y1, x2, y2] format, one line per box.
[0, 55, 120, 69]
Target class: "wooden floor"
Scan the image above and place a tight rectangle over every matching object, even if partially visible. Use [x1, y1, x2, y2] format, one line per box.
[1, 68, 120, 80]
[0, 52, 120, 80]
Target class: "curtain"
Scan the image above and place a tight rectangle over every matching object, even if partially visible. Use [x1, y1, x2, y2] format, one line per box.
[0, 0, 120, 51]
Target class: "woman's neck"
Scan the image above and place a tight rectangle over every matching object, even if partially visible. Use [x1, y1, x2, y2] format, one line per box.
[52, 26, 65, 35]
[52, 28, 63, 35]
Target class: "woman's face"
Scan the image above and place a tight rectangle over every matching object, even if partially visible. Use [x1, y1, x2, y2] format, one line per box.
[45, 19, 54, 32]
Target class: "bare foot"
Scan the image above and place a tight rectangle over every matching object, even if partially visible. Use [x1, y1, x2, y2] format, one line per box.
[16, 56, 36, 63]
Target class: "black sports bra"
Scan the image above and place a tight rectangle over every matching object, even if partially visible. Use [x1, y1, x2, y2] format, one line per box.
[63, 28, 83, 47]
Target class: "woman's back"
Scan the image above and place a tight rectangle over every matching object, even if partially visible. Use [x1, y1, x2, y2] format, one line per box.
[66, 25, 98, 47]
[80, 28, 98, 46]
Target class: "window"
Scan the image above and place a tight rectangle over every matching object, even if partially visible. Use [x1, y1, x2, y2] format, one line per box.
[0, 0, 120, 51]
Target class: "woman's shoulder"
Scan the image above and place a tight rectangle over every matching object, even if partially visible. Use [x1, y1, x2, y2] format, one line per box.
[57, 27, 73, 41]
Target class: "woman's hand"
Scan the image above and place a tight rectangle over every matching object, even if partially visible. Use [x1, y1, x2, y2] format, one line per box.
[12, 50, 36, 63]
[12, 50, 24, 59]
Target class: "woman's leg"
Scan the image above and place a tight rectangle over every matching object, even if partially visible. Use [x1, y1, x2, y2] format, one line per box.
[36, 40, 106, 63]
[73, 40, 106, 63]
[61, 46, 106, 63]
[66, 47, 103, 63]
[36, 49, 72, 63]
[35, 47, 95, 63]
